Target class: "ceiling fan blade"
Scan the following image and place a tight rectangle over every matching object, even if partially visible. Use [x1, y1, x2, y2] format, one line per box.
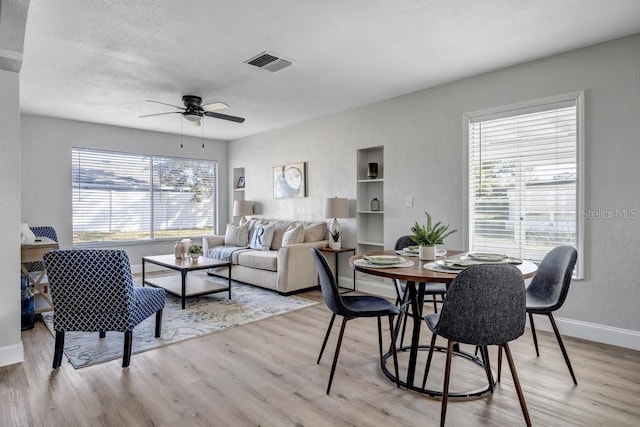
[138, 111, 182, 118]
[204, 111, 245, 123]
[146, 100, 185, 110]
[202, 102, 229, 112]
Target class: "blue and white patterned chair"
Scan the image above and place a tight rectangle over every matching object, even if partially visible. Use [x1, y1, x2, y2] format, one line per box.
[44, 249, 166, 368]
[23, 226, 59, 274]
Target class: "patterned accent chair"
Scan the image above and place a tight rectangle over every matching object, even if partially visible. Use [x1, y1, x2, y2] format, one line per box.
[44, 249, 166, 368]
[24, 226, 59, 273]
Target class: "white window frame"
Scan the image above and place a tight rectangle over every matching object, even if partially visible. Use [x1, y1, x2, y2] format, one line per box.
[72, 147, 218, 246]
[463, 92, 584, 279]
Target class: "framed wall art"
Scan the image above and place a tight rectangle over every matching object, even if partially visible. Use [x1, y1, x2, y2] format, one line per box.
[273, 162, 306, 198]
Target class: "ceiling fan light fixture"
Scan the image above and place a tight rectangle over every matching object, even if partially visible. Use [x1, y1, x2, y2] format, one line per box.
[183, 113, 201, 122]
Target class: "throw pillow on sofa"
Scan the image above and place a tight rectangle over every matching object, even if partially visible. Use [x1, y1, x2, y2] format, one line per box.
[304, 222, 327, 243]
[249, 222, 276, 251]
[282, 223, 305, 246]
[225, 222, 249, 246]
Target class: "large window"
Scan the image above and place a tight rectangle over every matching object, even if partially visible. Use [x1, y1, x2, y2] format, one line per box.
[465, 93, 583, 277]
[72, 148, 217, 244]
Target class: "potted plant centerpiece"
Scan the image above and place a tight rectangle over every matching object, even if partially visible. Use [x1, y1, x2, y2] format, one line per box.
[329, 229, 342, 250]
[187, 243, 203, 263]
[410, 212, 457, 261]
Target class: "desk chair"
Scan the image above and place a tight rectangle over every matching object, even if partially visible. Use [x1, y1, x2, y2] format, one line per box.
[311, 248, 400, 394]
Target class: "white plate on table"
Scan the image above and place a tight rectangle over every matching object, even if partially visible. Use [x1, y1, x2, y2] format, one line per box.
[354, 258, 414, 269]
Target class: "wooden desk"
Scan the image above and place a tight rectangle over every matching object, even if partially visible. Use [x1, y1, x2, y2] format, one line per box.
[21, 237, 59, 313]
[350, 250, 537, 396]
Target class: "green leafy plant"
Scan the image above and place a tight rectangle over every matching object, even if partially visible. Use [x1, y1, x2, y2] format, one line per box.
[411, 212, 457, 246]
[329, 229, 342, 242]
[187, 243, 203, 255]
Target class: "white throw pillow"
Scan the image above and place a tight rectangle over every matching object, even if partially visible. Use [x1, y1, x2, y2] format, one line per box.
[249, 223, 276, 251]
[281, 224, 305, 246]
[304, 222, 327, 243]
[224, 222, 249, 246]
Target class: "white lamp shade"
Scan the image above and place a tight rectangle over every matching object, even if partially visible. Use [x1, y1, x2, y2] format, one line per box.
[233, 200, 254, 217]
[324, 197, 349, 219]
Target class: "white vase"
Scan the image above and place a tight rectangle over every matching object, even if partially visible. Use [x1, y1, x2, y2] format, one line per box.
[330, 240, 341, 250]
[419, 245, 437, 261]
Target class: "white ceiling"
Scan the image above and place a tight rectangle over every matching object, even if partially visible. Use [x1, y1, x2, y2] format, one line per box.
[20, 0, 640, 141]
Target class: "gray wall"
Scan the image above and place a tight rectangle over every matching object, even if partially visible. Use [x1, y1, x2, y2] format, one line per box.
[20, 115, 229, 268]
[0, 69, 23, 365]
[230, 34, 640, 342]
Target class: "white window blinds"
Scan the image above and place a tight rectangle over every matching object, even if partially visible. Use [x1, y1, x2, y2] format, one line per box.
[72, 148, 217, 243]
[467, 94, 583, 275]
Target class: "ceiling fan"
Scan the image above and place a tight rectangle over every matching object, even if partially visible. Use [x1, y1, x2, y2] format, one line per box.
[139, 95, 245, 124]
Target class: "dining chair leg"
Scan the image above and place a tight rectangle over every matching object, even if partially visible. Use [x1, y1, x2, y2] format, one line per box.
[548, 313, 578, 385]
[377, 317, 383, 361]
[123, 330, 133, 368]
[497, 346, 503, 383]
[52, 330, 65, 369]
[99, 331, 106, 338]
[440, 340, 454, 427]
[399, 310, 409, 348]
[528, 312, 540, 357]
[388, 315, 400, 388]
[327, 317, 348, 395]
[155, 309, 163, 338]
[421, 332, 438, 389]
[503, 343, 532, 427]
[317, 313, 336, 364]
[480, 346, 494, 393]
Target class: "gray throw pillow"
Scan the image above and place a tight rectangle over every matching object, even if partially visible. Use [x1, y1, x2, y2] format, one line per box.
[224, 223, 249, 246]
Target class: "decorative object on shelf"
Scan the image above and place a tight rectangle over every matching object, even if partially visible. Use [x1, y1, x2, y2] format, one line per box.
[370, 197, 381, 211]
[233, 200, 254, 225]
[329, 229, 342, 250]
[410, 212, 457, 261]
[273, 162, 306, 198]
[367, 162, 378, 179]
[187, 243, 203, 263]
[324, 196, 350, 246]
[237, 176, 245, 188]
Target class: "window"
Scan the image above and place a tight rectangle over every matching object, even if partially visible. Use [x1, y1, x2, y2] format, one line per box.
[465, 93, 583, 278]
[72, 148, 217, 244]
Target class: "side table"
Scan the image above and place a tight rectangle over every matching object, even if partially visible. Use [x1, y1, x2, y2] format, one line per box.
[319, 247, 356, 292]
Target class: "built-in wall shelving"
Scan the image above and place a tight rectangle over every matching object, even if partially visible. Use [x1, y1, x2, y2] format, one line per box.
[356, 146, 384, 255]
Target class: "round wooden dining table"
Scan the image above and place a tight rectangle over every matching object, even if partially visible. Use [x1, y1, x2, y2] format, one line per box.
[349, 250, 538, 397]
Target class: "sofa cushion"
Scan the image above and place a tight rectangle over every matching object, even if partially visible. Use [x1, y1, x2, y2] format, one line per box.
[224, 222, 249, 246]
[249, 222, 276, 251]
[304, 222, 327, 243]
[282, 223, 305, 246]
[270, 221, 293, 250]
[237, 250, 278, 272]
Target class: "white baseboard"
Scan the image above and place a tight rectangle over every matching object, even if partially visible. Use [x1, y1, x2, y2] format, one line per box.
[0, 343, 24, 367]
[350, 275, 640, 352]
[527, 314, 640, 352]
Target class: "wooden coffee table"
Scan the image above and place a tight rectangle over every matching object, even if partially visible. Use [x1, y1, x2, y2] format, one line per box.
[142, 255, 231, 309]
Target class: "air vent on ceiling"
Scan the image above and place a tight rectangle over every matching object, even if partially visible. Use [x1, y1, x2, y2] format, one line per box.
[245, 51, 292, 72]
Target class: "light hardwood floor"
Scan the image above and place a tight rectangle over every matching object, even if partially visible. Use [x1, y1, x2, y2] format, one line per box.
[2, 289, 639, 426]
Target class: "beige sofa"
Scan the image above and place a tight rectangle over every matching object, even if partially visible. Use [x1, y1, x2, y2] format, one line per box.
[202, 219, 328, 295]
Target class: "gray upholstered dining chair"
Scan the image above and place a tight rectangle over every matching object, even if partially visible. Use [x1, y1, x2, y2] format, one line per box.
[44, 249, 166, 368]
[422, 264, 531, 427]
[393, 236, 447, 347]
[311, 248, 400, 394]
[519, 245, 578, 385]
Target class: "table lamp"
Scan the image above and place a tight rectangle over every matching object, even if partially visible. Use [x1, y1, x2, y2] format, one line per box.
[233, 200, 254, 225]
[323, 197, 349, 242]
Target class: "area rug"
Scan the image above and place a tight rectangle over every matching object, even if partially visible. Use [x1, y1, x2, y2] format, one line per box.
[42, 274, 317, 368]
